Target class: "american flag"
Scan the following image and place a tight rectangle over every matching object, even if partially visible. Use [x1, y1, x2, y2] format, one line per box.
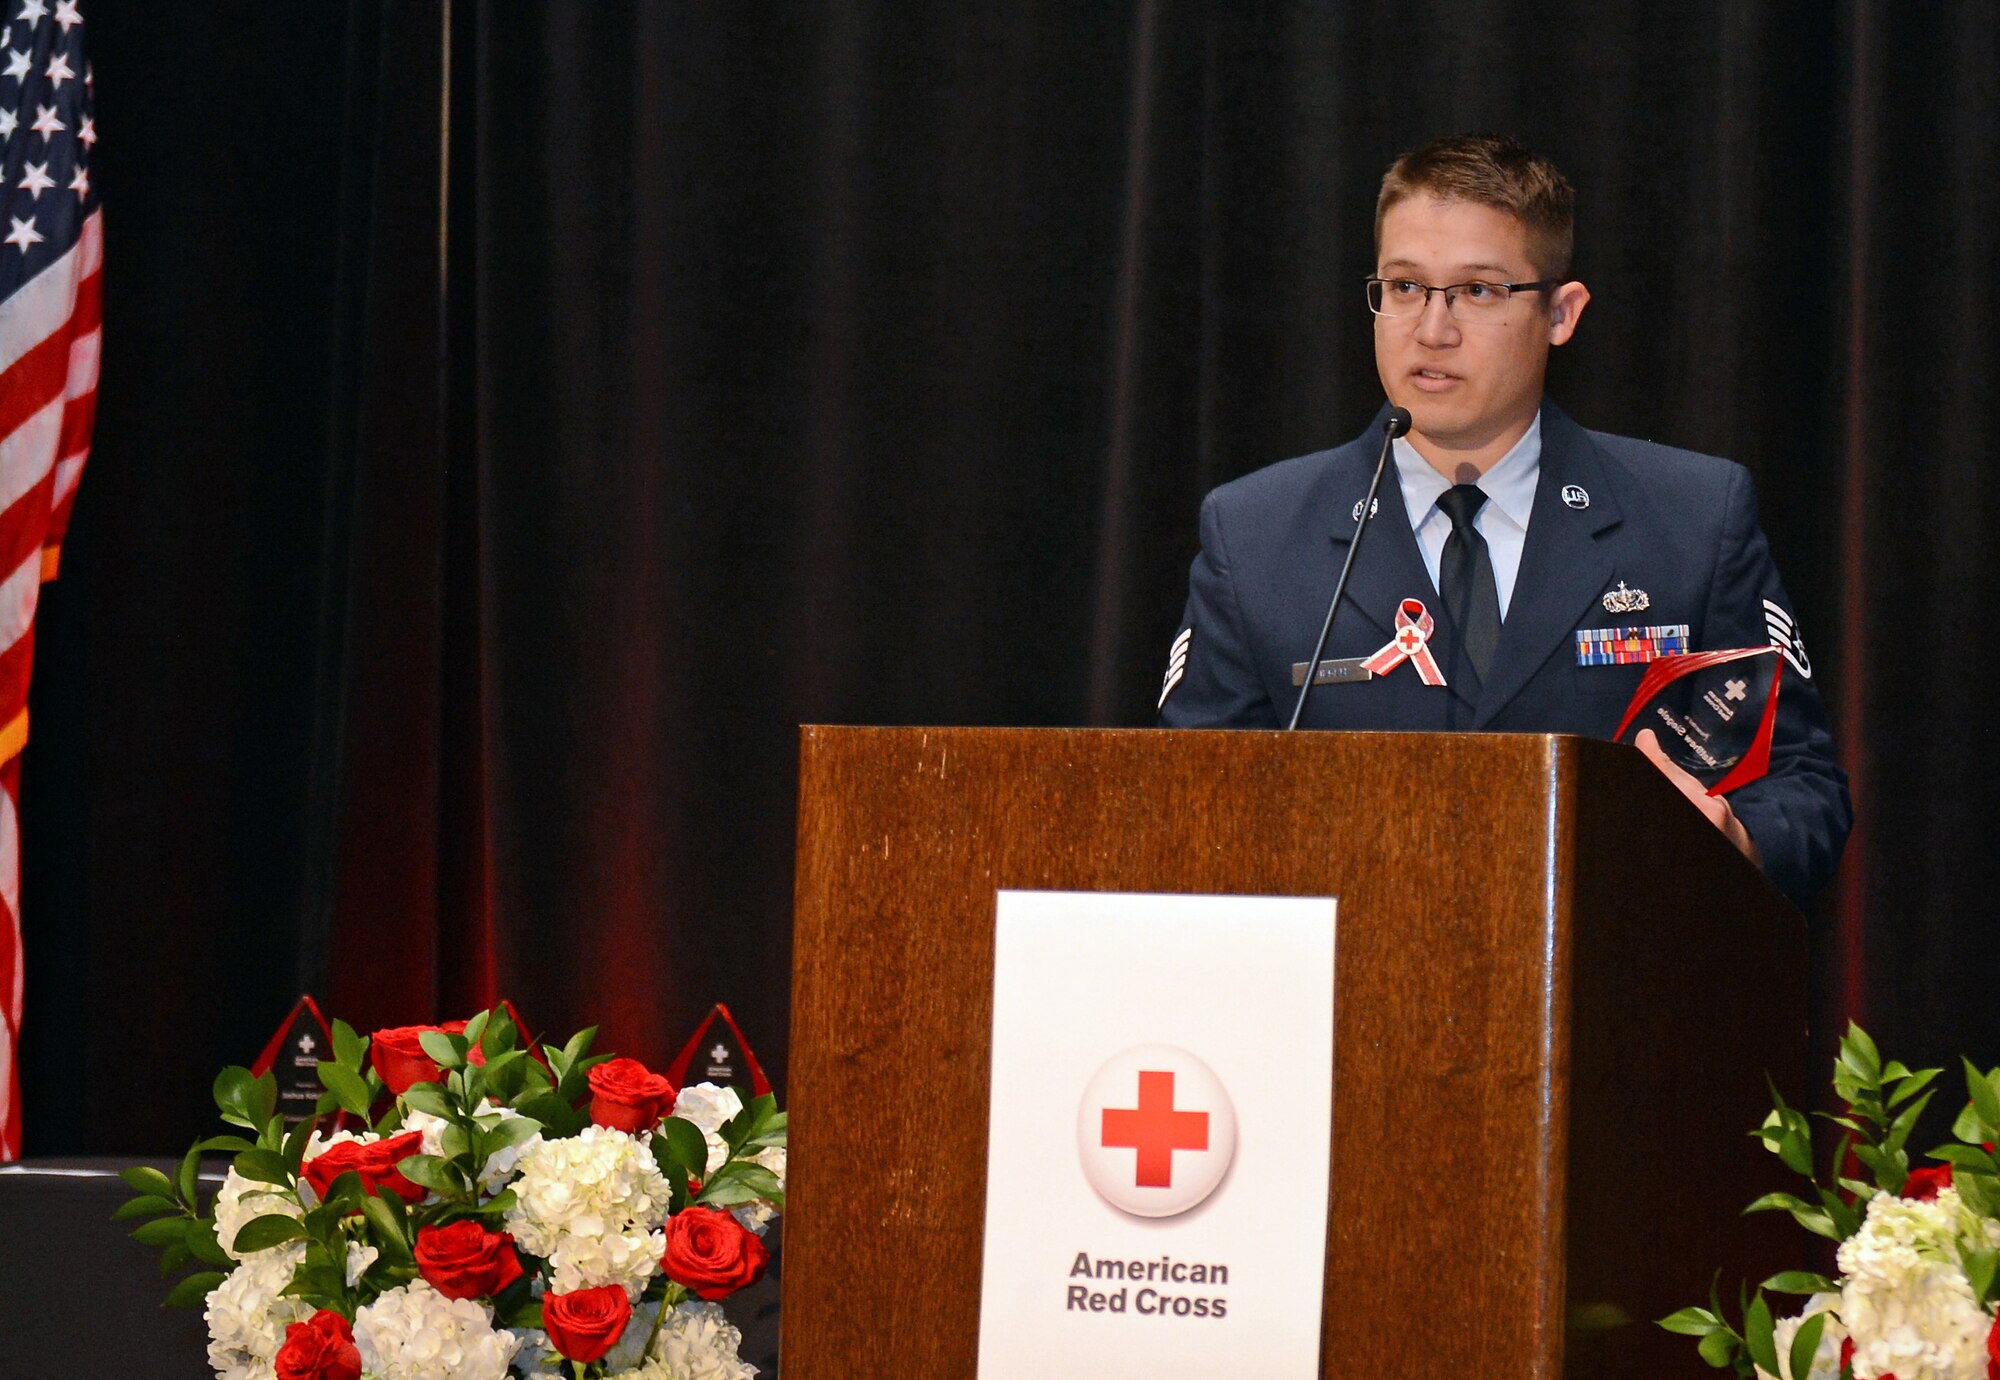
[0, 0, 98, 1162]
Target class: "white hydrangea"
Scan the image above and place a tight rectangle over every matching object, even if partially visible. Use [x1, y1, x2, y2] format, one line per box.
[1837, 1188, 1995, 1380]
[346, 1241, 380, 1287]
[403, 1100, 545, 1193]
[621, 1301, 757, 1380]
[353, 1280, 522, 1380]
[211, 1166, 305, 1259]
[673, 1084, 742, 1177]
[503, 1124, 673, 1298]
[1757, 1293, 1848, 1380]
[204, 1241, 311, 1380]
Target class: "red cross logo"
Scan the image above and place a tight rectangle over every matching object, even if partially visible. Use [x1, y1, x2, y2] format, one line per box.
[1395, 625, 1424, 654]
[1100, 1070, 1209, 1188]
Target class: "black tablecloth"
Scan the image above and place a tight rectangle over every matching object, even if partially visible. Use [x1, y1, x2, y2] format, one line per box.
[0, 1159, 781, 1376]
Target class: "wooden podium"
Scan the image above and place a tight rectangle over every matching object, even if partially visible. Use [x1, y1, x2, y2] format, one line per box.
[785, 727, 1806, 1378]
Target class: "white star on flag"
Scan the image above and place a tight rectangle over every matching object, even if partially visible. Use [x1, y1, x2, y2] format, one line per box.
[17, 160, 50, 199]
[0, 108, 17, 139]
[42, 52, 70, 89]
[52, 0, 79, 32]
[29, 101, 60, 139]
[66, 166, 84, 199]
[75, 113, 91, 146]
[2, 49, 28, 82]
[13, 0, 45, 25]
[4, 216, 42, 251]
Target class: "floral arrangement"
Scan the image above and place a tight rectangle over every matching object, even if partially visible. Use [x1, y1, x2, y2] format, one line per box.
[117, 1007, 784, 1380]
[1663, 1024, 2000, 1380]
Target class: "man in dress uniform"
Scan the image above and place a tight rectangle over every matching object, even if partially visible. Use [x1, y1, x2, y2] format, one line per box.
[1156, 134, 1849, 910]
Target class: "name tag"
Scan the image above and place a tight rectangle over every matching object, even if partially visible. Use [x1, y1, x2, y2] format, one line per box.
[1575, 624, 1690, 666]
[1290, 657, 1374, 686]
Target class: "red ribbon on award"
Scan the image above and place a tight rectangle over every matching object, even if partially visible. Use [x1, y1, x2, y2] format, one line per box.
[1361, 598, 1448, 686]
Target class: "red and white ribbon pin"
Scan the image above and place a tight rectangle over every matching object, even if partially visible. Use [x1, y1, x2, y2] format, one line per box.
[1360, 598, 1448, 686]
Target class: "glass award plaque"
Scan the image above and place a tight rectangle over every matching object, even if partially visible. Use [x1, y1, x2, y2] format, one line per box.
[666, 1002, 773, 1096]
[251, 994, 337, 1125]
[1614, 646, 1784, 794]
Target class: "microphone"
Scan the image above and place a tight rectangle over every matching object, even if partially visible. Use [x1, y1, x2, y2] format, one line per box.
[1286, 406, 1412, 731]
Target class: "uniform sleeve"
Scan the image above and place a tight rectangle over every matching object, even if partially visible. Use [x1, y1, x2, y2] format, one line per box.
[1702, 466, 1852, 910]
[1157, 491, 1280, 728]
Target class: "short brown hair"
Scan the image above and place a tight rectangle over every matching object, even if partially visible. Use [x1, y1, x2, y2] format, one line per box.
[1376, 133, 1575, 280]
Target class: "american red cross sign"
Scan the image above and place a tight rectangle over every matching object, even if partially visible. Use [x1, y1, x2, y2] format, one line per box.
[1100, 1069, 1209, 1188]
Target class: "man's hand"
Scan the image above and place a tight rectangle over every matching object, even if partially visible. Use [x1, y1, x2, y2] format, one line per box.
[1634, 728, 1761, 866]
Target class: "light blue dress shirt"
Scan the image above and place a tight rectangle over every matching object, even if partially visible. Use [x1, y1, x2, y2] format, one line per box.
[1391, 411, 1542, 620]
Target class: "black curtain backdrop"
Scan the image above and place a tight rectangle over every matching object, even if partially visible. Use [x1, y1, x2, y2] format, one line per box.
[18, 2, 1998, 1155]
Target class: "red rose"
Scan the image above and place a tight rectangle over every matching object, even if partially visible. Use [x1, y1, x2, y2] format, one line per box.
[541, 1284, 632, 1363]
[370, 1024, 448, 1095]
[303, 1130, 427, 1204]
[1904, 1164, 1953, 1201]
[660, 1205, 770, 1300]
[414, 1219, 523, 1300]
[1987, 1311, 2000, 1380]
[273, 1309, 361, 1380]
[588, 1057, 678, 1133]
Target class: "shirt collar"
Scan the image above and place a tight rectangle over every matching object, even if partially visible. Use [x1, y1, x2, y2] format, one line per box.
[1391, 410, 1543, 530]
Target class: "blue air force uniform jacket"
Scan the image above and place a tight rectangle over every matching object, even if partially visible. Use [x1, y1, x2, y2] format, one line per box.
[1157, 401, 1851, 911]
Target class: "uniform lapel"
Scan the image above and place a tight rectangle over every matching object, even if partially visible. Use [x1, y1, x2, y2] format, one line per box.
[1473, 405, 1622, 728]
[1324, 419, 1476, 711]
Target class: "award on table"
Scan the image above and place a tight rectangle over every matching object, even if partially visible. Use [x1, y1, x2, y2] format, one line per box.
[667, 1002, 773, 1097]
[1615, 646, 1785, 794]
[250, 994, 337, 1124]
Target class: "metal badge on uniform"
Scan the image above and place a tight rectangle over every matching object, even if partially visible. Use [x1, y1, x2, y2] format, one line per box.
[1561, 484, 1590, 509]
[1158, 627, 1191, 708]
[1601, 581, 1650, 614]
[1352, 497, 1379, 522]
[1575, 624, 1690, 666]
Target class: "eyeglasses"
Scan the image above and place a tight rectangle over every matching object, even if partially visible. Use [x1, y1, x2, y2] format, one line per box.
[1365, 276, 1558, 322]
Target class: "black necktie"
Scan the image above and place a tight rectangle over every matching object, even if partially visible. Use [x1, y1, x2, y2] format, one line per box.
[1437, 484, 1501, 685]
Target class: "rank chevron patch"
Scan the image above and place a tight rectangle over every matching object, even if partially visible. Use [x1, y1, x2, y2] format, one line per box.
[1763, 599, 1813, 679]
[1159, 627, 1192, 708]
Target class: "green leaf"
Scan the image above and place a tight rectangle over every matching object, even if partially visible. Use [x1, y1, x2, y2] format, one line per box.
[1778, 1126, 1814, 1177]
[131, 1215, 192, 1247]
[1789, 1311, 1827, 1380]
[192, 1134, 258, 1155]
[438, 1121, 470, 1162]
[186, 1219, 234, 1268]
[120, 1165, 177, 1201]
[1928, 1143, 1998, 1171]
[1961, 1245, 2000, 1304]
[1744, 1191, 1814, 1216]
[1888, 1066, 1943, 1108]
[175, 1144, 203, 1207]
[502, 1297, 545, 1330]
[282, 1116, 316, 1174]
[696, 1161, 784, 1208]
[419, 1029, 463, 1070]
[231, 1213, 308, 1254]
[318, 1061, 375, 1120]
[395, 1153, 463, 1198]
[1886, 1090, 1935, 1155]
[361, 1195, 411, 1260]
[213, 1066, 259, 1126]
[163, 1270, 227, 1309]
[1761, 1271, 1838, 1295]
[234, 1148, 292, 1187]
[249, 1070, 279, 1129]
[397, 1081, 451, 1118]
[1742, 1292, 1778, 1377]
[1966, 1058, 2000, 1131]
[1844, 1023, 1882, 1079]
[114, 1194, 181, 1221]
[1956, 1100, 1986, 1142]
[1658, 1306, 1721, 1336]
[332, 1018, 366, 1069]
[657, 1118, 710, 1177]
[515, 1091, 585, 1139]
[158, 1239, 192, 1276]
[1697, 1327, 1738, 1368]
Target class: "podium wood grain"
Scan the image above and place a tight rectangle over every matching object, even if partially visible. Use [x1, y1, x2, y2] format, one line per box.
[787, 727, 1805, 1378]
